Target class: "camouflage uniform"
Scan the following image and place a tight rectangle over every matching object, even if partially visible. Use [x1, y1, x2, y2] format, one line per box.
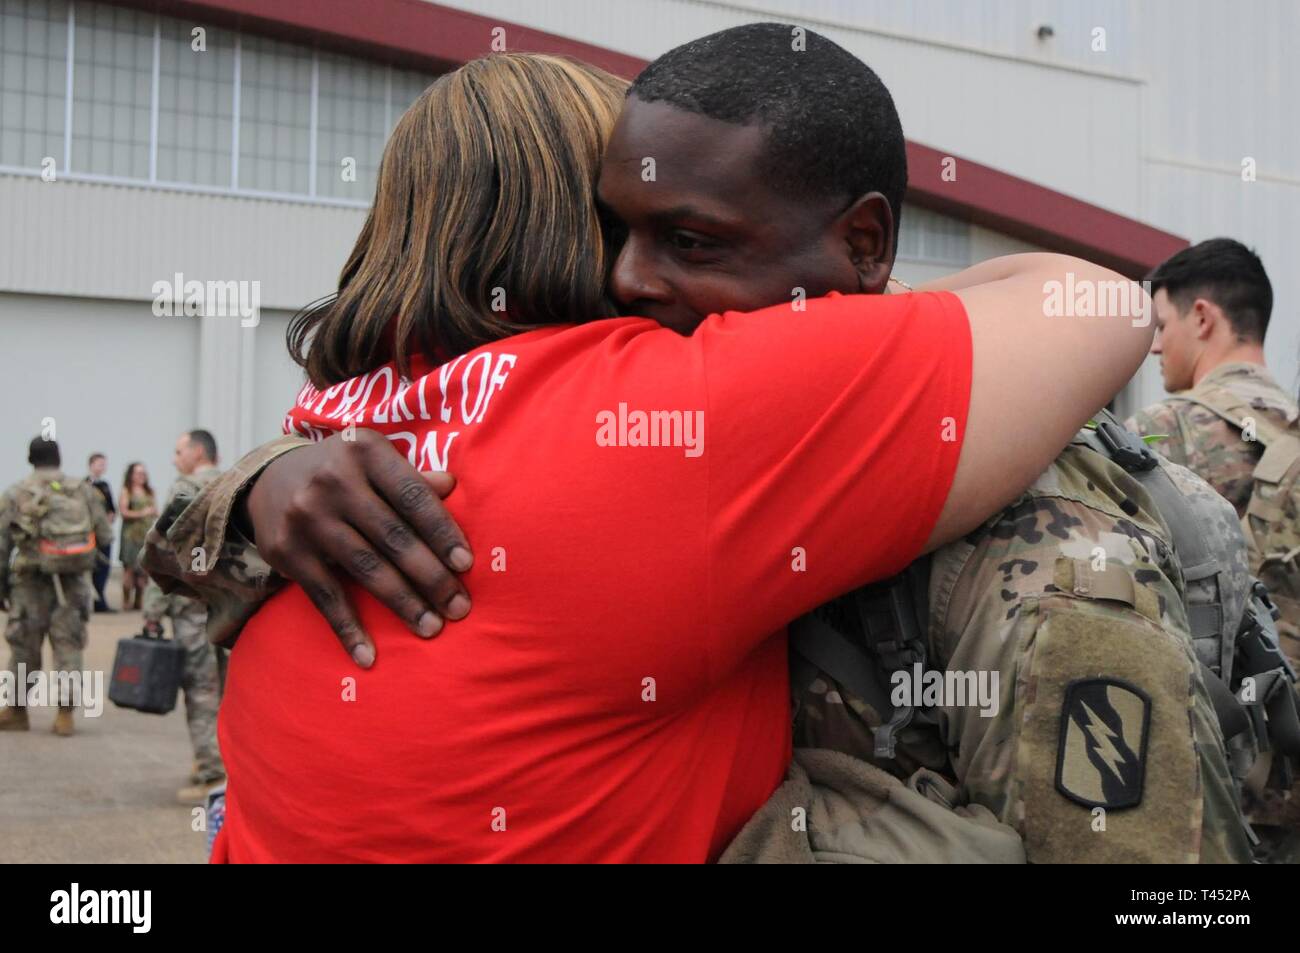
[1129, 362, 1300, 862]
[793, 436, 1255, 863]
[142, 437, 302, 648]
[142, 464, 227, 784]
[0, 469, 111, 708]
[1128, 362, 1300, 662]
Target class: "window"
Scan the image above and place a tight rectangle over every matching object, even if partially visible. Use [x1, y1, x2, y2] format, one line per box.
[0, 0, 438, 202]
[0, 0, 68, 169]
[316, 51, 387, 200]
[236, 34, 312, 194]
[156, 16, 234, 187]
[70, 0, 152, 178]
[896, 204, 971, 266]
[389, 67, 432, 129]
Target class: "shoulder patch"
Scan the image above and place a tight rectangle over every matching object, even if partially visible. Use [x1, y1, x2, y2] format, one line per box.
[1055, 678, 1151, 810]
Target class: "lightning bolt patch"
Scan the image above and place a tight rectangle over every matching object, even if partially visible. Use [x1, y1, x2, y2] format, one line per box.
[1056, 679, 1151, 810]
[1079, 701, 1128, 782]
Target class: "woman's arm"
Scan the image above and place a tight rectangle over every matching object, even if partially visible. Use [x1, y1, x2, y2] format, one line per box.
[923, 254, 1153, 550]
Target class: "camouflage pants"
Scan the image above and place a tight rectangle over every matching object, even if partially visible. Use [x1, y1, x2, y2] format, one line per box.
[3, 572, 90, 707]
[171, 600, 226, 782]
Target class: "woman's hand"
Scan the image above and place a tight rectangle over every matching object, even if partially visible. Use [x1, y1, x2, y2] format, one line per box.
[245, 429, 473, 667]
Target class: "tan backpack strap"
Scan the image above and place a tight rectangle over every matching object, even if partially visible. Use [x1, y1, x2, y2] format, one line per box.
[1170, 388, 1289, 447]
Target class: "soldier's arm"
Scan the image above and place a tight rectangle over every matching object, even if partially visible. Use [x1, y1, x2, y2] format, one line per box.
[140, 436, 308, 648]
[931, 478, 1252, 863]
[84, 485, 112, 558]
[0, 491, 13, 606]
[140, 579, 167, 631]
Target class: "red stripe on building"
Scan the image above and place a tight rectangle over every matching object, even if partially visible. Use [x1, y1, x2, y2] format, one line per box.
[109, 0, 1187, 276]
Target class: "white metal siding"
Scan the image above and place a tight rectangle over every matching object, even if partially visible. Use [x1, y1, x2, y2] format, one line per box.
[0, 291, 199, 497]
[0, 172, 364, 309]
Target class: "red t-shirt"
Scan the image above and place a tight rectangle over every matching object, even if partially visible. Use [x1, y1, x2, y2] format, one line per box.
[213, 290, 972, 863]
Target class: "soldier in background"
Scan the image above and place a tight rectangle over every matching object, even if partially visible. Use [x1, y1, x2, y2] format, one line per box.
[85, 452, 116, 612]
[0, 437, 111, 736]
[1128, 238, 1300, 862]
[141, 429, 227, 803]
[1128, 239, 1299, 660]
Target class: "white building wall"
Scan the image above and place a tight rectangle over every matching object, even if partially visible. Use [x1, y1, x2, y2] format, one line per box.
[0, 172, 356, 469]
[0, 173, 364, 309]
[0, 291, 305, 527]
[0, 291, 199, 512]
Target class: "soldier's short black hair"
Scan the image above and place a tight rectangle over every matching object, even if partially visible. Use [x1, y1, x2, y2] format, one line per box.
[630, 22, 907, 241]
[29, 437, 60, 468]
[1147, 238, 1273, 343]
[88, 452, 105, 465]
[187, 429, 218, 464]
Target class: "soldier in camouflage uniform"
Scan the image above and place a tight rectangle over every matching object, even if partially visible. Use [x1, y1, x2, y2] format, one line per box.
[141, 429, 228, 802]
[1127, 240, 1299, 663]
[1126, 238, 1300, 861]
[0, 438, 111, 736]
[790, 422, 1257, 863]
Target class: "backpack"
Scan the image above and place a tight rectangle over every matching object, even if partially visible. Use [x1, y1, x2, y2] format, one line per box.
[18, 478, 98, 575]
[1169, 387, 1300, 660]
[790, 412, 1300, 803]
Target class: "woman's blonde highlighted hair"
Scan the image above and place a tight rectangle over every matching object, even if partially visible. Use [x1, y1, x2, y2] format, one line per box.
[290, 54, 628, 386]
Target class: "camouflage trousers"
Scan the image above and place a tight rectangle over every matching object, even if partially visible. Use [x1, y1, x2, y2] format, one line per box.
[170, 599, 226, 783]
[3, 572, 90, 707]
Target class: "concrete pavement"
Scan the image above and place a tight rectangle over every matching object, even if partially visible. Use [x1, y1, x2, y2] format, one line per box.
[0, 605, 209, 864]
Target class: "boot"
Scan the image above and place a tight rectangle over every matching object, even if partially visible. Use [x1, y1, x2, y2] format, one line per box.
[0, 706, 29, 731]
[177, 774, 226, 805]
[52, 707, 75, 736]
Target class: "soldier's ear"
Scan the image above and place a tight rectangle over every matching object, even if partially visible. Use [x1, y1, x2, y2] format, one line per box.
[838, 193, 894, 295]
[1191, 297, 1220, 340]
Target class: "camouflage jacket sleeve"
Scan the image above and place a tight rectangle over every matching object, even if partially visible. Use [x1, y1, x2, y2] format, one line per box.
[0, 489, 13, 603]
[142, 474, 197, 623]
[140, 435, 311, 647]
[923, 446, 1253, 863]
[83, 483, 112, 566]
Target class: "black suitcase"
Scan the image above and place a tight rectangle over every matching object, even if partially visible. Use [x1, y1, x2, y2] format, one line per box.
[109, 630, 186, 714]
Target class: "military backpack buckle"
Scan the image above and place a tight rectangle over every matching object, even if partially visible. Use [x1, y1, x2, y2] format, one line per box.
[1096, 420, 1158, 473]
